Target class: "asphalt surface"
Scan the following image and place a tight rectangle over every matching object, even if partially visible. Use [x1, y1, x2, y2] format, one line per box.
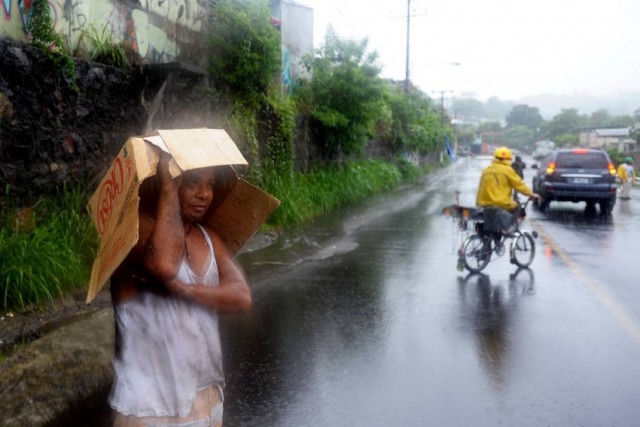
[221, 155, 640, 426]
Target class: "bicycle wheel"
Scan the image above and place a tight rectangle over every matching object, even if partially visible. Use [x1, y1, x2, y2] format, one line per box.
[462, 234, 492, 273]
[511, 232, 535, 268]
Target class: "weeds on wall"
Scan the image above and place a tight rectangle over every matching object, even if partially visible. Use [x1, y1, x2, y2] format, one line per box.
[260, 95, 296, 174]
[208, 0, 294, 184]
[227, 101, 260, 169]
[77, 24, 130, 69]
[27, 0, 78, 91]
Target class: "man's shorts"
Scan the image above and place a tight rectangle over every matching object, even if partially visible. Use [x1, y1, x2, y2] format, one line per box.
[113, 385, 223, 427]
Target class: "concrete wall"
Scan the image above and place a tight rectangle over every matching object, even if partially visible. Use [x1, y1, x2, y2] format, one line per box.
[1, 0, 316, 84]
[0, 0, 209, 67]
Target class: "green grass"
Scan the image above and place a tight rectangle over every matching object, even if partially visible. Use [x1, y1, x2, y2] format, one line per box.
[0, 158, 438, 314]
[0, 185, 97, 312]
[263, 158, 428, 228]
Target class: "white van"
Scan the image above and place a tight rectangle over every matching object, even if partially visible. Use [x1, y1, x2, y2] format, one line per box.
[532, 140, 555, 160]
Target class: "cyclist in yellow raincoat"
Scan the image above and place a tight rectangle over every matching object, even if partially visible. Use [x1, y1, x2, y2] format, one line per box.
[476, 147, 540, 232]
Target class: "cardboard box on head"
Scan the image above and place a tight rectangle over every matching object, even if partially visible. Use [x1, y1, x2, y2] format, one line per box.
[85, 128, 280, 303]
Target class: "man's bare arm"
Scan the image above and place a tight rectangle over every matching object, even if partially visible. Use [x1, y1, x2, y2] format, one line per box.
[143, 153, 185, 282]
[166, 231, 252, 314]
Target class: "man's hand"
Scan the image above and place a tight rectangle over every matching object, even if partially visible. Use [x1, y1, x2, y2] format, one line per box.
[157, 152, 181, 190]
[530, 193, 541, 201]
[165, 278, 191, 298]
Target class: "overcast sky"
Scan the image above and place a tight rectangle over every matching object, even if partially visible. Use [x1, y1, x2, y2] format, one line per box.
[299, 0, 640, 102]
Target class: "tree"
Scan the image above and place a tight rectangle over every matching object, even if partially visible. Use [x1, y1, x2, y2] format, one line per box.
[383, 87, 443, 155]
[505, 104, 543, 129]
[545, 108, 587, 142]
[501, 125, 534, 150]
[484, 97, 515, 121]
[630, 127, 640, 145]
[208, 0, 281, 103]
[295, 28, 386, 161]
[477, 121, 502, 133]
[553, 133, 578, 148]
[609, 114, 635, 128]
[589, 109, 611, 128]
[451, 97, 485, 120]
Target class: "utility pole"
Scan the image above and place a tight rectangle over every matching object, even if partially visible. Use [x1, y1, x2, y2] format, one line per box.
[431, 90, 453, 126]
[399, 1, 429, 93]
[404, 0, 411, 92]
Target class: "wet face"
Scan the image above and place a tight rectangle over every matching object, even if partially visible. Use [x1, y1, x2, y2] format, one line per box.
[178, 168, 215, 223]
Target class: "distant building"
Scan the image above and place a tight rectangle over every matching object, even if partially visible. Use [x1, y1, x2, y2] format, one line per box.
[579, 128, 635, 152]
[271, 0, 314, 93]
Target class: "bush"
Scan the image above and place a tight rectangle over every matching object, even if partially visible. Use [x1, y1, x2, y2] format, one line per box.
[208, 0, 281, 103]
[295, 29, 386, 161]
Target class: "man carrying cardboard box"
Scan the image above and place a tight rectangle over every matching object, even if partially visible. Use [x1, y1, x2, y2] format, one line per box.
[86, 129, 279, 426]
[108, 151, 250, 426]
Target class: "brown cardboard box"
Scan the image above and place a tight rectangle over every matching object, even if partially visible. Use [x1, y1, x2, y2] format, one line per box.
[85, 128, 280, 303]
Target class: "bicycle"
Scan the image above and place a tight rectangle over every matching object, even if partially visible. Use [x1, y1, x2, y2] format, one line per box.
[457, 198, 538, 273]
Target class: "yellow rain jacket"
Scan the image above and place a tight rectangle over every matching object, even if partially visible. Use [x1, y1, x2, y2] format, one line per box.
[617, 163, 635, 183]
[476, 159, 534, 211]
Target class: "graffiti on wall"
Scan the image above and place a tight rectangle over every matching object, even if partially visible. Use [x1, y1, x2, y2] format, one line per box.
[0, 0, 206, 63]
[141, 0, 206, 32]
[281, 45, 292, 93]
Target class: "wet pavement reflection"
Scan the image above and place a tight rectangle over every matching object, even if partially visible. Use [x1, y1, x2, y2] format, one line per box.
[224, 191, 435, 426]
[456, 270, 535, 391]
[220, 158, 640, 426]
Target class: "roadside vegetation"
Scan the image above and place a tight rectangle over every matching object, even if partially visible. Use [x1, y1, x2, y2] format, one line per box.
[0, 185, 96, 312]
[2, 0, 638, 314]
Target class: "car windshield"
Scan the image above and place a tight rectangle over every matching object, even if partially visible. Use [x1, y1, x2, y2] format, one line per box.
[556, 152, 608, 169]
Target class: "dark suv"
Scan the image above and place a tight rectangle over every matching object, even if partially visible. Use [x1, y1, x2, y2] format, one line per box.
[532, 148, 617, 214]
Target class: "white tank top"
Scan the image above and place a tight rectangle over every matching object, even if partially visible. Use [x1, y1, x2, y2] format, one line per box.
[109, 224, 223, 417]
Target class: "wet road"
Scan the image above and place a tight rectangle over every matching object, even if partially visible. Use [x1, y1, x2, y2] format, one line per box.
[224, 156, 640, 426]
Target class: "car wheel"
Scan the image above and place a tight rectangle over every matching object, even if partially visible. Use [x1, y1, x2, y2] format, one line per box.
[599, 199, 613, 216]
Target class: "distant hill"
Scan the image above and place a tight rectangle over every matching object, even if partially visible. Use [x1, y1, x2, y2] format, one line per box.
[517, 91, 640, 119]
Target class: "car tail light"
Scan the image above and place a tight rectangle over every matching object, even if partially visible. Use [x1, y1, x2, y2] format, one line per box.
[608, 163, 616, 175]
[546, 162, 556, 174]
[572, 148, 589, 154]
